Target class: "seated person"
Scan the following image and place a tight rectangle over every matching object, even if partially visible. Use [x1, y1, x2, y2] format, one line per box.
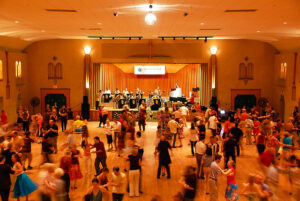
[73, 115, 86, 132]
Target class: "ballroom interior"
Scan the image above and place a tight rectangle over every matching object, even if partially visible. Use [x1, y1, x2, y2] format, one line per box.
[0, 0, 299, 201]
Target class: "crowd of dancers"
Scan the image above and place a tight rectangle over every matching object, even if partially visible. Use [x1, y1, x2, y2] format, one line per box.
[0, 102, 299, 201]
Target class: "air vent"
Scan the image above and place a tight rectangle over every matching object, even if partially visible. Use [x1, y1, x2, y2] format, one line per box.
[45, 9, 77, 12]
[80, 28, 102, 31]
[200, 28, 221, 31]
[225, 9, 257, 13]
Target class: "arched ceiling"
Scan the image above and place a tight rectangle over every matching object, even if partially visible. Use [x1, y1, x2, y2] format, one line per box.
[0, 0, 299, 51]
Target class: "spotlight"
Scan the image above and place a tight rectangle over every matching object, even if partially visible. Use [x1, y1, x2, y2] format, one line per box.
[113, 12, 118, 17]
[112, 37, 115, 40]
[173, 37, 176, 40]
[162, 37, 164, 41]
[184, 12, 188, 17]
[99, 37, 102, 39]
[196, 37, 199, 40]
[204, 37, 207, 43]
[183, 37, 186, 40]
[129, 37, 131, 40]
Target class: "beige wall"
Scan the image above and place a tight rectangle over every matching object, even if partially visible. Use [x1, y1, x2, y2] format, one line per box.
[273, 52, 300, 122]
[23, 39, 278, 113]
[0, 50, 28, 122]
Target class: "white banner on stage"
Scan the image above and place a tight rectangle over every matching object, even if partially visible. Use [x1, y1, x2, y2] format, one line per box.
[134, 65, 165, 75]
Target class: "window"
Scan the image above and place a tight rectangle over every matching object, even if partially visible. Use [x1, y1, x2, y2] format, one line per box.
[280, 62, 287, 80]
[48, 62, 63, 79]
[15, 61, 22, 78]
[0, 60, 3, 80]
[239, 62, 254, 80]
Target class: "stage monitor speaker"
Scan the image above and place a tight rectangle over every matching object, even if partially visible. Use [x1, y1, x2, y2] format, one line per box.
[129, 99, 137, 109]
[118, 99, 126, 109]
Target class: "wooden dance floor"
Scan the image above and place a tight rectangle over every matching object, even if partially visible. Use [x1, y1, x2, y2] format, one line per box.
[23, 122, 294, 201]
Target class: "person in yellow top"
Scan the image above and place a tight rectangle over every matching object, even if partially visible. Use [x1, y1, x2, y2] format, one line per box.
[73, 115, 86, 132]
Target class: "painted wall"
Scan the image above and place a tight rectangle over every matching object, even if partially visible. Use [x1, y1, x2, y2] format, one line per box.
[0, 50, 28, 122]
[24, 39, 277, 113]
[273, 52, 300, 122]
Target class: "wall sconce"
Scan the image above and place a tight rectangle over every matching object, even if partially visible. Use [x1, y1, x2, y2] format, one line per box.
[84, 46, 91, 54]
[210, 46, 218, 55]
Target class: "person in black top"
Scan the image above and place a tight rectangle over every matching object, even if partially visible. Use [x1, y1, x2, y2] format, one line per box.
[223, 134, 237, 168]
[229, 123, 243, 156]
[2, 143, 15, 167]
[0, 155, 14, 201]
[59, 105, 68, 132]
[180, 166, 197, 201]
[46, 120, 58, 153]
[126, 146, 141, 197]
[156, 135, 172, 179]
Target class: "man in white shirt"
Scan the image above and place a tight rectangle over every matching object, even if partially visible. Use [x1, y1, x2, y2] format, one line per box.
[195, 137, 206, 178]
[168, 115, 179, 148]
[111, 166, 126, 201]
[112, 119, 122, 151]
[179, 106, 189, 126]
[208, 112, 218, 136]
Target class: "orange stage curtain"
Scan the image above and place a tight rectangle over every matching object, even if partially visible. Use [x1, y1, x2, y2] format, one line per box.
[94, 63, 210, 106]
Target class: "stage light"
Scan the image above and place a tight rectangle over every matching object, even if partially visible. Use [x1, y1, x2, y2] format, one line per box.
[162, 37, 164, 41]
[114, 12, 118, 16]
[112, 37, 115, 40]
[129, 37, 131, 40]
[145, 13, 157, 25]
[204, 37, 207, 43]
[183, 37, 185, 40]
[99, 37, 102, 39]
[84, 46, 91, 54]
[196, 37, 199, 40]
[210, 46, 218, 55]
[173, 37, 176, 40]
[139, 37, 142, 40]
[220, 110, 226, 115]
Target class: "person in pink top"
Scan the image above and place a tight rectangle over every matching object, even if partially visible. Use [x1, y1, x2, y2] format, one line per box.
[0, 110, 7, 124]
[252, 117, 260, 143]
[224, 160, 239, 201]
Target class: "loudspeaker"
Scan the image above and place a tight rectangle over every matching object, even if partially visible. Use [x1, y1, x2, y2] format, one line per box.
[81, 96, 90, 120]
[83, 96, 88, 103]
[129, 99, 137, 109]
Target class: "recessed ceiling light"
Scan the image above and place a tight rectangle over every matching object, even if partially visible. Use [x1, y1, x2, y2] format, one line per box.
[200, 22, 205, 25]
[97, 22, 102, 25]
[256, 30, 261, 33]
[283, 22, 287, 25]
[15, 20, 19, 24]
[41, 30, 45, 32]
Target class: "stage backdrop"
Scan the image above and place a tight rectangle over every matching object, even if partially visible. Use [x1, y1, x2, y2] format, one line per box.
[91, 63, 210, 107]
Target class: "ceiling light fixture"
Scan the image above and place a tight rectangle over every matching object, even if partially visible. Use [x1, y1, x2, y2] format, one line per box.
[84, 46, 91, 54]
[145, 4, 157, 25]
[97, 22, 102, 25]
[256, 30, 261, 33]
[15, 20, 19, 24]
[283, 22, 287, 25]
[114, 12, 118, 16]
[41, 30, 45, 32]
[200, 22, 205, 25]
